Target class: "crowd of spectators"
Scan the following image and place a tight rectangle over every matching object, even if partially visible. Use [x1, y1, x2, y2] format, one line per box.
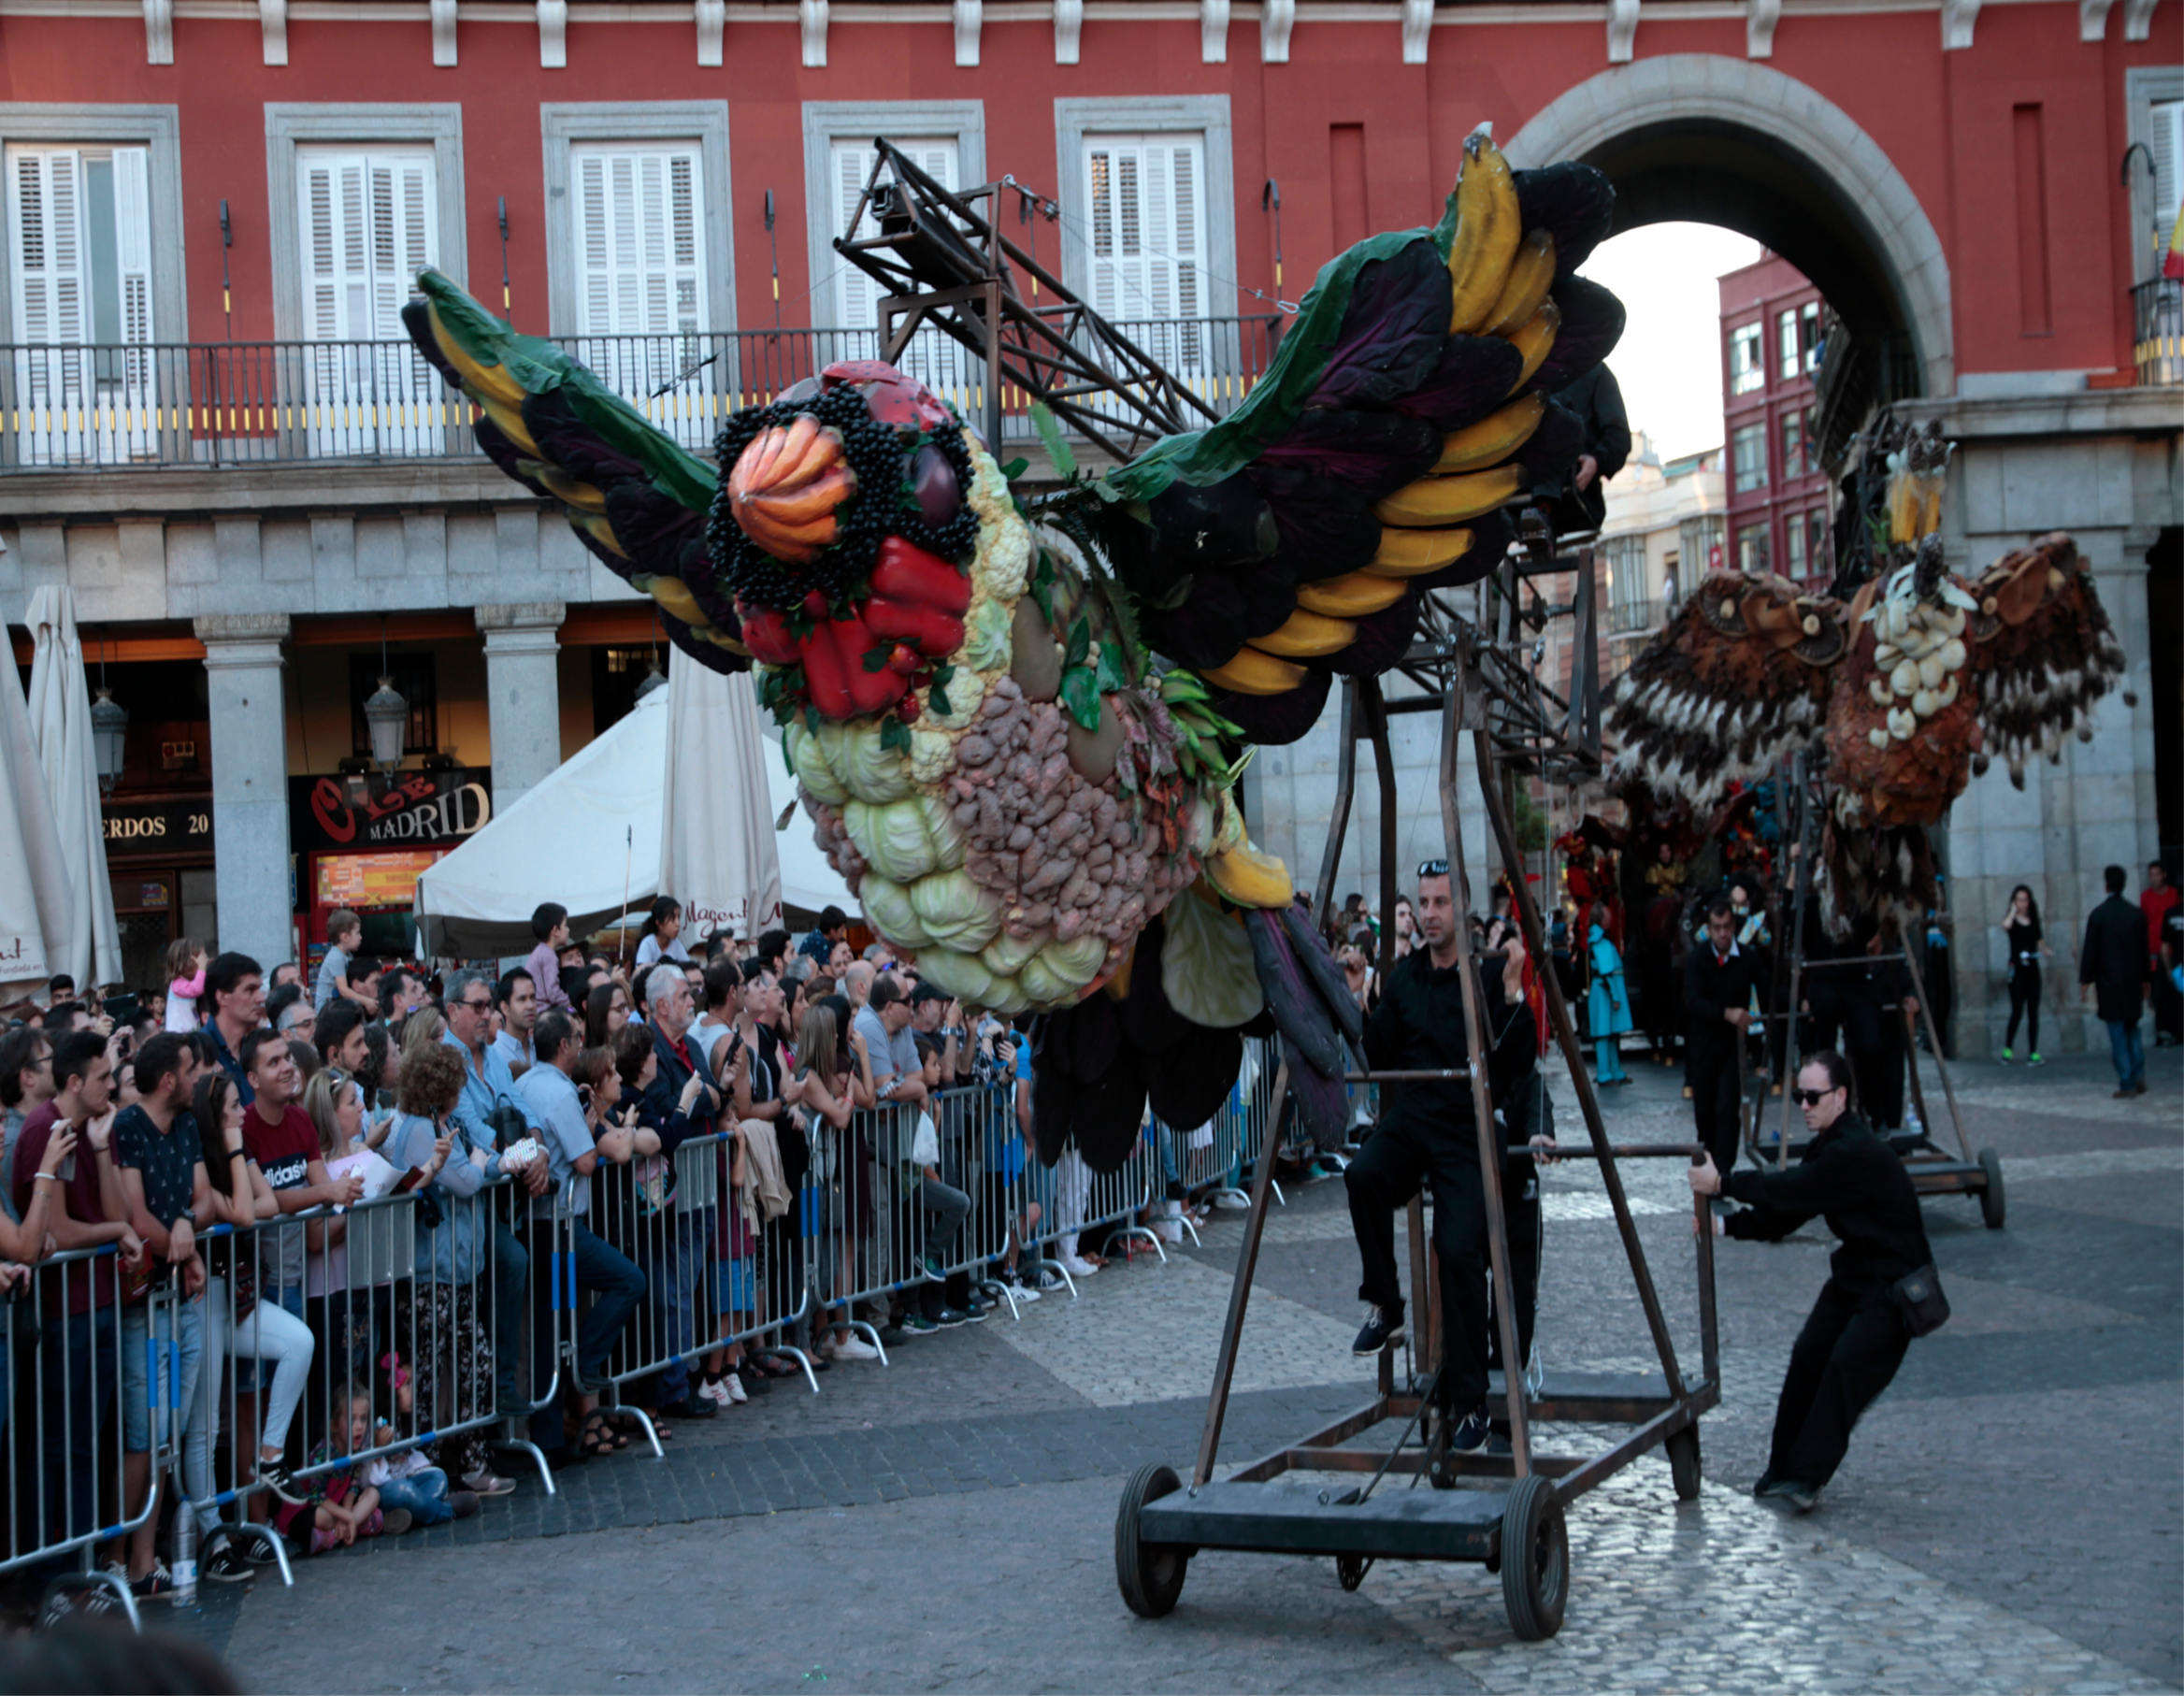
[1, 899, 1085, 1611]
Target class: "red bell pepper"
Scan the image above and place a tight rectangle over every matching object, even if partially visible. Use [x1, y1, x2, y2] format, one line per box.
[735, 599, 801, 666]
[870, 536, 972, 616]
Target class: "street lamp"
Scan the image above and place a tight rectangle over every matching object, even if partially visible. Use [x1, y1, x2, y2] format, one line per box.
[91, 685, 127, 793]
[363, 620, 409, 774]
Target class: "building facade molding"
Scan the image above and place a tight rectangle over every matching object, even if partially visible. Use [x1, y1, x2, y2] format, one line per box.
[799, 0, 826, 65]
[1257, 0, 1291, 61]
[1399, 0, 1429, 60]
[952, 0, 979, 61]
[695, 0, 722, 60]
[264, 104, 469, 342]
[2076, 0, 2112, 37]
[1199, 0, 1226, 61]
[536, 0, 567, 62]
[1746, 0, 1779, 54]
[259, 0, 287, 60]
[0, 104, 189, 352]
[430, 0, 455, 61]
[1938, 0, 1977, 47]
[142, 0, 173, 59]
[1053, 0, 1081, 59]
[539, 101, 738, 338]
[1605, 0, 1638, 60]
[1505, 56, 1956, 396]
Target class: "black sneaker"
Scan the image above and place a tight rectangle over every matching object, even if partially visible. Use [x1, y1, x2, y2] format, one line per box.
[129, 1563, 176, 1605]
[202, 1535, 254, 1585]
[1351, 1304, 1404, 1357]
[1448, 1404, 1492, 1454]
[242, 1533, 283, 1567]
[1751, 1470, 1779, 1500]
[934, 1306, 969, 1328]
[255, 1462, 308, 1506]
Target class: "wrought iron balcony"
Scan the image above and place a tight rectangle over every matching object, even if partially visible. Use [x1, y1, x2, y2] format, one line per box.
[0, 316, 1285, 472]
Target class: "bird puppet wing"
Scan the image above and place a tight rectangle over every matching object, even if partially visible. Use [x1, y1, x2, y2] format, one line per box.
[1604, 571, 1850, 815]
[403, 280, 748, 672]
[1089, 137, 1619, 749]
[1961, 531, 2129, 786]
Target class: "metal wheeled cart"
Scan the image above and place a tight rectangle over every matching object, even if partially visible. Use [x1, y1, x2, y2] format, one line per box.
[1116, 569, 1722, 1642]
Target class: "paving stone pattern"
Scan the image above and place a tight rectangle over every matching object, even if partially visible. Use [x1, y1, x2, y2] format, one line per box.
[195, 1046, 2177, 1691]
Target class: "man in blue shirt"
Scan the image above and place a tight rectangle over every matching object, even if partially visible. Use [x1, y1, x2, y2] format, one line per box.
[441, 969, 545, 1420]
[797, 905, 849, 970]
[202, 952, 266, 1104]
[514, 1010, 645, 1459]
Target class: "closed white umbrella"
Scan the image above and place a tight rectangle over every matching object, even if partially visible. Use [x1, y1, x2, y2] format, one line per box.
[23, 587, 121, 989]
[659, 649, 783, 946]
[0, 623, 71, 999]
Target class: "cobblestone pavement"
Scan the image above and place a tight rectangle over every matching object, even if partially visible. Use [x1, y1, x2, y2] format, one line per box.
[194, 1046, 2177, 1691]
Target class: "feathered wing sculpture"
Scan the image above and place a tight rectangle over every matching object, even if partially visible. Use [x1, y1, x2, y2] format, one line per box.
[404, 130, 1623, 1164]
[1609, 458, 2130, 924]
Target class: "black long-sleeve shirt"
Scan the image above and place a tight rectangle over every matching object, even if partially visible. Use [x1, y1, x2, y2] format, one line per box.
[1363, 946, 1478, 1143]
[1684, 941, 1759, 1058]
[1723, 1112, 1931, 1293]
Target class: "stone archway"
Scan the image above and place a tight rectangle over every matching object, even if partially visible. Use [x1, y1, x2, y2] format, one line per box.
[1506, 55, 1955, 397]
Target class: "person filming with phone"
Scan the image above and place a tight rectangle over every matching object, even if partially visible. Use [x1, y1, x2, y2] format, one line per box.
[1689, 1048, 1942, 1515]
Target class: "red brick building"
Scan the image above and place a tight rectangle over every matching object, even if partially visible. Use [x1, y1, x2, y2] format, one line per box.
[1718, 252, 1832, 587]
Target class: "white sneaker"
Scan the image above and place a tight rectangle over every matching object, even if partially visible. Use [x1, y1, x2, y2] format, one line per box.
[1153, 1218, 1184, 1244]
[1061, 1253, 1099, 1278]
[1212, 1193, 1250, 1211]
[1005, 1277, 1042, 1303]
[831, 1334, 883, 1361]
[1034, 1267, 1069, 1291]
[698, 1377, 731, 1407]
[722, 1371, 749, 1404]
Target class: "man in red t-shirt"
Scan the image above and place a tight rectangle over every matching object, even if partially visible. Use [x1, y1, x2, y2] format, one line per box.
[237, 1029, 361, 1308]
[2146, 861, 2181, 1046]
[7, 1031, 143, 1547]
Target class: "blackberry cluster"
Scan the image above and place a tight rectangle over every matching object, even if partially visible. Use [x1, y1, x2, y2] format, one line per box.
[895, 422, 982, 564]
[706, 386, 905, 615]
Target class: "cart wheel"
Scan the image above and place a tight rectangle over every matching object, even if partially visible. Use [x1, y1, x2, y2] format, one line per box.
[1666, 1425, 1703, 1502]
[1336, 1553, 1372, 1592]
[1976, 1148, 2005, 1230]
[1500, 1473, 1569, 1642]
[1115, 1463, 1189, 1618]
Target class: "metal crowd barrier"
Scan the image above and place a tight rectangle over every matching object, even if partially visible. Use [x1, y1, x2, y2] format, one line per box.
[2, 1246, 180, 1629]
[586, 1125, 819, 1427]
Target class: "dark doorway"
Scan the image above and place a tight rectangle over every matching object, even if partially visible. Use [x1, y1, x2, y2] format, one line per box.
[2148, 526, 2181, 865]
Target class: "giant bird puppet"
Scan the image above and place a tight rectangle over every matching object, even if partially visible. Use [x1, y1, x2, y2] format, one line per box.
[1605, 420, 2129, 930]
[405, 131, 1621, 1171]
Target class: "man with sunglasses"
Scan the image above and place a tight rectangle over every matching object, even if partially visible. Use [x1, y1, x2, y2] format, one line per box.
[1343, 859, 1503, 1458]
[1689, 1050, 1933, 1514]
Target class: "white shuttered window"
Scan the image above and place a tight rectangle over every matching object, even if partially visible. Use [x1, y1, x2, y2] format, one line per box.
[295, 145, 440, 455]
[572, 141, 706, 337]
[2149, 98, 2182, 273]
[297, 146, 437, 341]
[826, 137, 970, 395]
[1082, 132, 1205, 328]
[6, 143, 157, 461]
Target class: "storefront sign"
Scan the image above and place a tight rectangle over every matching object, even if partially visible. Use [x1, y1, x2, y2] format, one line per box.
[290, 769, 492, 853]
[101, 798, 214, 854]
[315, 850, 444, 910]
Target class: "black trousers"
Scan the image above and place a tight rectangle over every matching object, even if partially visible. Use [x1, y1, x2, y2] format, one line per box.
[1688, 1036, 1742, 1174]
[1344, 1118, 1490, 1414]
[1771, 1278, 1910, 1488]
[1486, 1162, 1542, 1379]
[1847, 998, 1906, 1130]
[2005, 964, 2041, 1052]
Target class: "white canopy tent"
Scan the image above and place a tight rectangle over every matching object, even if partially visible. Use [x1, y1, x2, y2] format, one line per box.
[23, 587, 121, 989]
[412, 686, 854, 958]
[0, 622, 72, 1000]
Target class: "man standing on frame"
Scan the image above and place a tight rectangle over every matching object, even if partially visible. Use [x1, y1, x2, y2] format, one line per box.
[1343, 860, 1499, 1458]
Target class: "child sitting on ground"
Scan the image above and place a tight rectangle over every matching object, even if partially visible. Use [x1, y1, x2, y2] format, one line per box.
[366, 1361, 480, 1526]
[278, 1393, 405, 1553]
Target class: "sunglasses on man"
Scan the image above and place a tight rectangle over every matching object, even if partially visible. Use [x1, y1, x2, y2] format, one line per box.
[1790, 1086, 1839, 1106]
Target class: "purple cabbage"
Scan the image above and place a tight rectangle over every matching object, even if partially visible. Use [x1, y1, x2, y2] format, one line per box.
[1305, 239, 1453, 410]
[1391, 335, 1525, 432]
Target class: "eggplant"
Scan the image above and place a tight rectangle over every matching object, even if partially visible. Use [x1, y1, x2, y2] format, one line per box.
[1144, 473, 1280, 582]
[1257, 408, 1441, 503]
[1307, 238, 1455, 410]
[1243, 909, 1344, 1080]
[1515, 162, 1615, 275]
[1282, 1033, 1352, 1154]
[1205, 668, 1332, 744]
[1249, 465, 1387, 586]
[1030, 1041, 1071, 1168]
[1042, 992, 1124, 1085]
[1144, 572, 1252, 671]
[910, 442, 962, 528]
[1328, 589, 1421, 677]
[1530, 277, 1627, 392]
[1118, 914, 1193, 1056]
[1278, 901, 1365, 1046]
[1071, 1047, 1150, 1174]
[1144, 1026, 1244, 1132]
[1392, 334, 1525, 432]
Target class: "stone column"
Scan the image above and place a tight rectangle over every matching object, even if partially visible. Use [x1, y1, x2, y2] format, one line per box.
[195, 613, 294, 968]
[477, 601, 566, 812]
